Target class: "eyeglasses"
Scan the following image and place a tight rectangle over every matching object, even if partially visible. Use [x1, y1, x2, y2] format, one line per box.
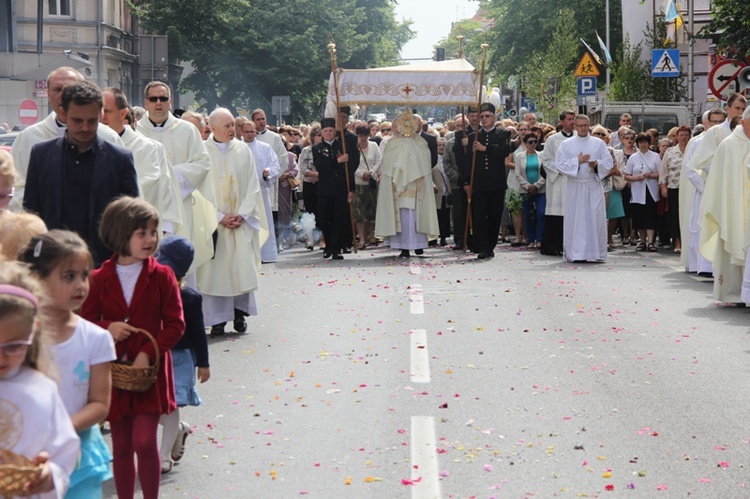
[0, 331, 34, 357]
[708, 119, 724, 124]
[593, 132, 606, 137]
[381, 128, 391, 132]
[147, 96, 170, 103]
[290, 132, 300, 136]
[623, 136, 635, 140]
[480, 114, 495, 119]
[526, 140, 538, 145]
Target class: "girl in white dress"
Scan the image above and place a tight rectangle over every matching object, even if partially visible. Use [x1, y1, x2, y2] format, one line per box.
[0, 260, 80, 498]
[21, 230, 116, 498]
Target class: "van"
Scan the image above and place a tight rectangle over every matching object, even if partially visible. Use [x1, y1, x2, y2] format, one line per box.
[588, 101, 692, 136]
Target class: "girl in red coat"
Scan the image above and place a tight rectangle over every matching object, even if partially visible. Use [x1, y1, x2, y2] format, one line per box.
[81, 196, 184, 499]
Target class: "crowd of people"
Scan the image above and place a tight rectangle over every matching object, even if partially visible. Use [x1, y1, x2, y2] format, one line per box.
[1, 63, 749, 498]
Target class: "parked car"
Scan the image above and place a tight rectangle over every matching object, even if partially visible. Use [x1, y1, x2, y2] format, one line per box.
[0, 132, 19, 152]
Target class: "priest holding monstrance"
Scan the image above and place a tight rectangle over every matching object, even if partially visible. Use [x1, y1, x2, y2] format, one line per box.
[375, 109, 440, 258]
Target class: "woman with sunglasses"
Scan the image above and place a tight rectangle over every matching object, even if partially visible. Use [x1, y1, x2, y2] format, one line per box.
[514, 134, 546, 249]
[617, 127, 638, 246]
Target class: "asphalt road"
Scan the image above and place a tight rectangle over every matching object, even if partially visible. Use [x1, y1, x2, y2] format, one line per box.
[104, 241, 750, 498]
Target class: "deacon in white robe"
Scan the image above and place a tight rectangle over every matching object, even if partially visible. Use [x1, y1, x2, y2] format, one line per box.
[197, 108, 267, 331]
[374, 109, 439, 254]
[241, 121, 280, 262]
[137, 82, 216, 275]
[555, 115, 613, 262]
[10, 67, 123, 211]
[101, 87, 184, 234]
[252, 109, 289, 213]
[539, 111, 575, 255]
[698, 115, 750, 303]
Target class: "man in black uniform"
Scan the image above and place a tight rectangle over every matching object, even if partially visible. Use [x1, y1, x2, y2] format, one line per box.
[450, 105, 479, 251]
[456, 103, 511, 260]
[312, 118, 356, 259]
[337, 106, 360, 252]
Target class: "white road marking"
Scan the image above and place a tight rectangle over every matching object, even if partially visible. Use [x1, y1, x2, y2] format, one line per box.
[410, 285, 424, 314]
[410, 329, 430, 383]
[411, 416, 441, 498]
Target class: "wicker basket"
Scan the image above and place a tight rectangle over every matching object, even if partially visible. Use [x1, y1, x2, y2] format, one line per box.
[0, 449, 43, 496]
[111, 328, 159, 392]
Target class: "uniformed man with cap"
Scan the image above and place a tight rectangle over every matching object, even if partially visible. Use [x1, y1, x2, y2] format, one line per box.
[455, 103, 512, 259]
[449, 105, 479, 251]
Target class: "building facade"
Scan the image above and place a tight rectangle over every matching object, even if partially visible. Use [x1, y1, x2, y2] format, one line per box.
[0, 0, 177, 129]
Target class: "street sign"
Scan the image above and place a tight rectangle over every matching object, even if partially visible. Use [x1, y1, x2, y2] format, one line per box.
[708, 59, 747, 100]
[18, 99, 39, 125]
[577, 77, 597, 96]
[574, 53, 600, 77]
[652, 49, 680, 77]
[271, 95, 290, 116]
[521, 97, 536, 112]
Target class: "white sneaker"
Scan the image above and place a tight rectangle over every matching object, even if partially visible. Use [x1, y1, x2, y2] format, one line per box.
[171, 421, 190, 462]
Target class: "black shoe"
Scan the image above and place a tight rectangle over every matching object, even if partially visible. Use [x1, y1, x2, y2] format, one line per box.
[415, 249, 424, 255]
[324, 251, 332, 259]
[332, 253, 344, 260]
[440, 238, 447, 246]
[452, 245, 464, 251]
[477, 251, 494, 260]
[399, 250, 410, 258]
[342, 247, 352, 254]
[233, 317, 247, 333]
[210, 324, 225, 336]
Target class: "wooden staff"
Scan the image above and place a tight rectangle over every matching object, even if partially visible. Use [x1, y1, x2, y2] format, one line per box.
[328, 36, 357, 253]
[462, 43, 489, 252]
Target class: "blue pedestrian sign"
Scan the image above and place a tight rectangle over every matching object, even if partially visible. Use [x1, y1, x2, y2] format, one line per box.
[652, 49, 680, 77]
[577, 76, 597, 97]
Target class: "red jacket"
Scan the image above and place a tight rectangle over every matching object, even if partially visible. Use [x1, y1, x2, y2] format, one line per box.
[81, 255, 185, 420]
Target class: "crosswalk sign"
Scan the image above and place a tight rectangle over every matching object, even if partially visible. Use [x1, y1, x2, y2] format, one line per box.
[652, 49, 680, 77]
[574, 53, 600, 77]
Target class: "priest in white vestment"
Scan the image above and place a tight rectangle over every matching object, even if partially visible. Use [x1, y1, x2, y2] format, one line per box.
[252, 109, 289, 247]
[137, 81, 217, 275]
[374, 109, 439, 257]
[555, 115, 613, 262]
[241, 121, 280, 262]
[197, 108, 267, 335]
[697, 109, 750, 303]
[680, 110, 722, 273]
[10, 66, 123, 211]
[101, 87, 184, 234]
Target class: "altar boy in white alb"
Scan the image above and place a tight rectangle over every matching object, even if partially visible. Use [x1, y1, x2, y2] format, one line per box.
[197, 108, 267, 336]
[555, 115, 613, 262]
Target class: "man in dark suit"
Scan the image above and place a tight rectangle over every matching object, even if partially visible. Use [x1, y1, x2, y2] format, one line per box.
[24, 80, 139, 266]
[455, 103, 511, 260]
[312, 118, 356, 260]
[413, 114, 438, 168]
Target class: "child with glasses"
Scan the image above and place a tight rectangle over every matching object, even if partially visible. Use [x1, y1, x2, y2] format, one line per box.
[0, 260, 81, 497]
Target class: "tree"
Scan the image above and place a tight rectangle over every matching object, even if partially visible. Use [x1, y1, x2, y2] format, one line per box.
[698, 0, 750, 60]
[609, 35, 650, 101]
[482, 0, 622, 81]
[129, 0, 413, 121]
[518, 9, 578, 119]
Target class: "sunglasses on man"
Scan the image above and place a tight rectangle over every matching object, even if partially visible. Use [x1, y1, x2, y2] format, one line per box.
[147, 96, 170, 103]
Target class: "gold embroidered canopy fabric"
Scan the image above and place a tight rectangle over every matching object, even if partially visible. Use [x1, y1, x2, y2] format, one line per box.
[328, 59, 479, 106]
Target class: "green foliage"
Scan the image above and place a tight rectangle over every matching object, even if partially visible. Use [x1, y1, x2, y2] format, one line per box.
[129, 0, 413, 121]
[609, 36, 650, 101]
[518, 9, 578, 119]
[697, 0, 750, 60]
[481, 0, 622, 81]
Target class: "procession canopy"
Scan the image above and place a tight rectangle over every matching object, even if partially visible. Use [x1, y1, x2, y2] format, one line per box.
[328, 59, 478, 106]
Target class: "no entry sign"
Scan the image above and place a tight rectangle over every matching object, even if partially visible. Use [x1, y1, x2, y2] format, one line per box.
[18, 99, 39, 125]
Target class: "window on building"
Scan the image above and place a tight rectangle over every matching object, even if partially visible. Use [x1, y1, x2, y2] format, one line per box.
[49, 0, 71, 16]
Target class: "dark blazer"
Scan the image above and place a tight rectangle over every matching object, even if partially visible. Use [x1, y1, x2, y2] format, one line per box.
[23, 134, 139, 265]
[312, 138, 357, 197]
[421, 131, 439, 168]
[455, 127, 512, 191]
